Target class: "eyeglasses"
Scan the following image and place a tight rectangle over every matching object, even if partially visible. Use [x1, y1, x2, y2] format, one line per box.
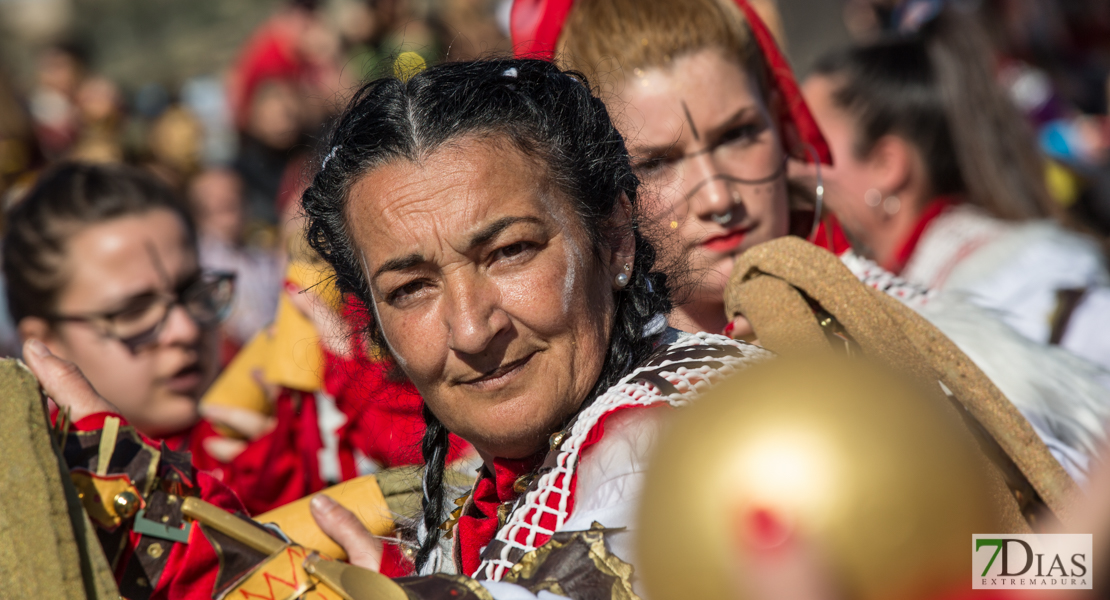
[48, 271, 236, 352]
[632, 120, 786, 192]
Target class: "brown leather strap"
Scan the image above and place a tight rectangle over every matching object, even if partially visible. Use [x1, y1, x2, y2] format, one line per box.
[725, 236, 1078, 528]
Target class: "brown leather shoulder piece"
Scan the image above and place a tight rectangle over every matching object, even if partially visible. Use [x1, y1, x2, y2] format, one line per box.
[725, 237, 1078, 529]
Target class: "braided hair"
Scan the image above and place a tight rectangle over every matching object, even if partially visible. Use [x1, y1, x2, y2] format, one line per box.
[301, 58, 672, 573]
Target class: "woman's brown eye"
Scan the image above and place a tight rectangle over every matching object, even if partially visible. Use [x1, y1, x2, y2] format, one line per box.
[392, 280, 426, 302]
[721, 122, 766, 146]
[634, 157, 668, 175]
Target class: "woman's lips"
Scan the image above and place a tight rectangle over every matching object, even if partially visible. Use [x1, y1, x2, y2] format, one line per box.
[459, 352, 536, 392]
[165, 363, 203, 395]
[701, 226, 752, 253]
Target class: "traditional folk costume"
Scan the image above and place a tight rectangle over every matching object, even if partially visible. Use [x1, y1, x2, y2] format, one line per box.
[42, 329, 767, 599]
[33, 255, 1086, 599]
[883, 198, 1110, 374]
[19, 3, 1092, 599]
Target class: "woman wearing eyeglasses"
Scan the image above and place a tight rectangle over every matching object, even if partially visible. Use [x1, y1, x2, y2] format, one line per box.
[4, 162, 234, 443]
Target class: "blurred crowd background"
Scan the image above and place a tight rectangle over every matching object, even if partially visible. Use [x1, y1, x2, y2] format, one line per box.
[0, 0, 1107, 365]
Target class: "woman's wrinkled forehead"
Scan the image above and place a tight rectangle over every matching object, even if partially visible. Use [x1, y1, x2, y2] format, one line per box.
[343, 137, 589, 278]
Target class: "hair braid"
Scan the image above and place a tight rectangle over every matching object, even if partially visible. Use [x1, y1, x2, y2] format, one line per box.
[414, 406, 450, 573]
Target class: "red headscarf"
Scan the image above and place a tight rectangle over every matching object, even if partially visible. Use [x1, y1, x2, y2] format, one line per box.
[509, 0, 832, 165]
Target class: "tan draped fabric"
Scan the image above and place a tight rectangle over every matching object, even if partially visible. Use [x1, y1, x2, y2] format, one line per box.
[724, 236, 1078, 531]
[0, 359, 117, 599]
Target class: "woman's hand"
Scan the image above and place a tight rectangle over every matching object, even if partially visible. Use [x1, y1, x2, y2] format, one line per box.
[199, 368, 279, 462]
[724, 315, 759, 344]
[310, 494, 384, 571]
[23, 339, 119, 422]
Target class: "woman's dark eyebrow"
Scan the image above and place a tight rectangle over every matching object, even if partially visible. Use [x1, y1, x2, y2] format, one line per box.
[466, 216, 542, 248]
[372, 216, 542, 281]
[631, 105, 759, 160]
[703, 105, 758, 139]
[373, 254, 426, 281]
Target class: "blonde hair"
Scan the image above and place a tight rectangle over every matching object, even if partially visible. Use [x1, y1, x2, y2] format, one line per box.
[557, 0, 770, 97]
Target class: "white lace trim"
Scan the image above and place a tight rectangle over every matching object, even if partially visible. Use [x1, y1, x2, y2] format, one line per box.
[840, 251, 934, 309]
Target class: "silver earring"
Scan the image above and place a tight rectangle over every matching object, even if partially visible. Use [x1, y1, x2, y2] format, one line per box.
[864, 188, 882, 207]
[711, 209, 732, 225]
[883, 195, 901, 215]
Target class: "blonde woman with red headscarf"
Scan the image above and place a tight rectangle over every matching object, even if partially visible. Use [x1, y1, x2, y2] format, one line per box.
[525, 0, 1110, 476]
[514, 0, 845, 337]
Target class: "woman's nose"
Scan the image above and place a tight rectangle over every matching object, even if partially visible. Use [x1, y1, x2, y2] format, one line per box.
[159, 303, 202, 348]
[444, 276, 509, 356]
[686, 153, 734, 220]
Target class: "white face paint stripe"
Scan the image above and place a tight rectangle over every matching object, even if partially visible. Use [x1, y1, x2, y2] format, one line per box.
[562, 241, 579, 316]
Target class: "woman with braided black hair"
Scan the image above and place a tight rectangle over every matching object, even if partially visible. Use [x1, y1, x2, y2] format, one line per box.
[26, 57, 769, 598]
[295, 56, 770, 589]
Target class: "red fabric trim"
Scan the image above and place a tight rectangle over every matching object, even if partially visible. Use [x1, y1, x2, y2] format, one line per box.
[883, 197, 958, 274]
[809, 214, 852, 255]
[508, 0, 832, 165]
[457, 403, 659, 575]
[730, 0, 831, 164]
[457, 453, 543, 576]
[71, 412, 125, 431]
[379, 541, 415, 578]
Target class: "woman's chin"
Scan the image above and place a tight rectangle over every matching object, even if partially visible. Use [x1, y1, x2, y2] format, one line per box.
[449, 404, 565, 460]
[139, 394, 202, 438]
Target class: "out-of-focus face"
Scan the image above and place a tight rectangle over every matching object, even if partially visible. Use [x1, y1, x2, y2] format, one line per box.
[616, 49, 789, 332]
[38, 48, 81, 96]
[800, 75, 884, 252]
[346, 138, 627, 459]
[248, 79, 302, 150]
[191, 169, 245, 245]
[43, 210, 211, 437]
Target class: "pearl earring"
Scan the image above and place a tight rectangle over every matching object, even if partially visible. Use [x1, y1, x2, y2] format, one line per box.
[883, 195, 901, 215]
[615, 263, 631, 288]
[864, 188, 882, 207]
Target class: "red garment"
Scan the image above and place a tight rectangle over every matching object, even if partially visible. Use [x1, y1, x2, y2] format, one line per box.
[182, 353, 470, 516]
[454, 404, 643, 577]
[456, 454, 544, 577]
[71, 413, 244, 600]
[883, 197, 959, 274]
[811, 213, 853, 256]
